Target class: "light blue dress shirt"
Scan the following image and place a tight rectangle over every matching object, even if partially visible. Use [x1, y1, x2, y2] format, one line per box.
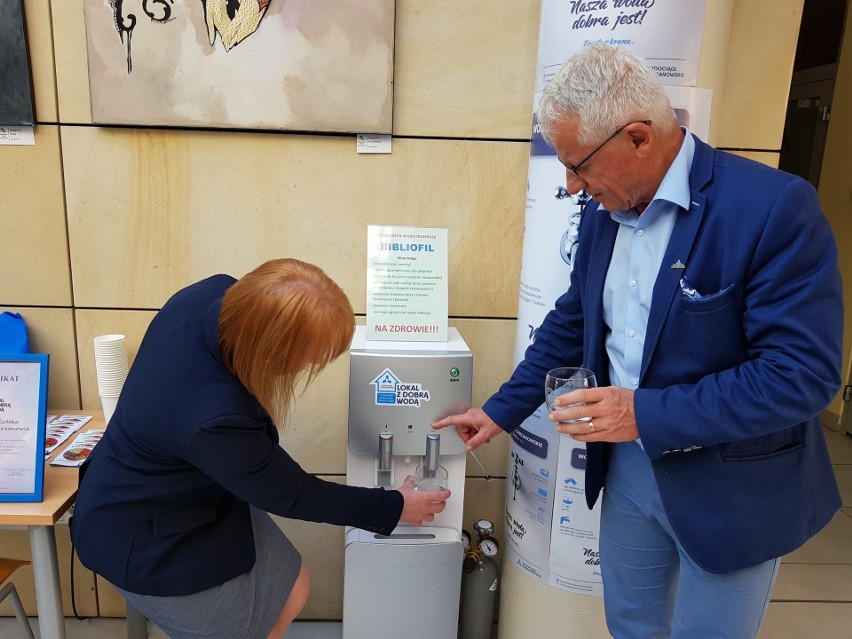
[601, 129, 695, 432]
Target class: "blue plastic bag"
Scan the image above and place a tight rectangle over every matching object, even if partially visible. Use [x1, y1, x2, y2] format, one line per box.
[0, 311, 30, 353]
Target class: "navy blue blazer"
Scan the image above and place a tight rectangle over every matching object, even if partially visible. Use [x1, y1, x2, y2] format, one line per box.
[484, 135, 843, 573]
[72, 275, 403, 596]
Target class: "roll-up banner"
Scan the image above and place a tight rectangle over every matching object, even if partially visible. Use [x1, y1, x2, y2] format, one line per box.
[506, 0, 709, 596]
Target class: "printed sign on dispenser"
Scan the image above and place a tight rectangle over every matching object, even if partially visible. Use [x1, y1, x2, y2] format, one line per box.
[366, 225, 448, 341]
[371, 368, 432, 407]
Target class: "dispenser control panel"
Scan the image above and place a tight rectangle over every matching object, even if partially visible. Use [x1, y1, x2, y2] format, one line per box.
[348, 348, 471, 457]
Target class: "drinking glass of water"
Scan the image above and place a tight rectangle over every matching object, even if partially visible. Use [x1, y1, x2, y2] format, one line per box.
[545, 367, 596, 426]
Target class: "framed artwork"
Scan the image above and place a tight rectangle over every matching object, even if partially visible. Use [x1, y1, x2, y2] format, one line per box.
[0, 353, 49, 503]
[0, 0, 35, 126]
[83, 0, 395, 133]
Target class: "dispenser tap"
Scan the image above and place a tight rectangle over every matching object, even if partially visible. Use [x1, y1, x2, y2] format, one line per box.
[376, 432, 393, 486]
[423, 433, 440, 478]
[378, 432, 393, 471]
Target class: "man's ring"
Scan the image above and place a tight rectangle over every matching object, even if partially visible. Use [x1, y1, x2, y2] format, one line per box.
[587, 420, 595, 433]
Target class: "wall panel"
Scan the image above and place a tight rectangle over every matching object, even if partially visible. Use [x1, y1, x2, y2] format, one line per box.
[25, 0, 58, 122]
[63, 128, 527, 317]
[394, 0, 540, 139]
[715, 0, 805, 150]
[0, 125, 71, 306]
[50, 0, 90, 124]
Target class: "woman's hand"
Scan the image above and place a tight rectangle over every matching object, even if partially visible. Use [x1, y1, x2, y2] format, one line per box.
[396, 476, 450, 526]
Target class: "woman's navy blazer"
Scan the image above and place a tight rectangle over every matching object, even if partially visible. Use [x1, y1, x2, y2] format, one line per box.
[72, 275, 402, 596]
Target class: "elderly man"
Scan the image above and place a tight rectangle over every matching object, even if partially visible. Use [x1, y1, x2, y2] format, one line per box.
[435, 44, 843, 637]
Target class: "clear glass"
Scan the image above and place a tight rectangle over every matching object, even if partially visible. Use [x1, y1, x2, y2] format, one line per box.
[413, 464, 448, 491]
[545, 367, 597, 424]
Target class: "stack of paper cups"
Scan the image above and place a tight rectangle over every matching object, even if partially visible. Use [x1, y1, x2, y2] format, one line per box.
[93, 334, 129, 423]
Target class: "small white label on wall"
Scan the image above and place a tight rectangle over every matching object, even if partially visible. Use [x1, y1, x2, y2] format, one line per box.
[356, 133, 392, 154]
[0, 126, 35, 146]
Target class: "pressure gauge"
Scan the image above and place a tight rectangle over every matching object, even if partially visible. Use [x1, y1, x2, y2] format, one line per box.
[479, 538, 499, 558]
[474, 519, 494, 537]
[461, 529, 472, 550]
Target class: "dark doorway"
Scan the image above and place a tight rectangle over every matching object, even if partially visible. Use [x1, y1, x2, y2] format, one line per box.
[778, 0, 848, 188]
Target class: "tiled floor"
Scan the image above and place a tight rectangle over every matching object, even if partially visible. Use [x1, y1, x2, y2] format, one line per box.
[757, 425, 852, 638]
[3, 426, 851, 638]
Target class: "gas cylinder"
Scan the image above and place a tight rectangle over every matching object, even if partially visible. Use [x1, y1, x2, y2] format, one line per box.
[459, 520, 499, 639]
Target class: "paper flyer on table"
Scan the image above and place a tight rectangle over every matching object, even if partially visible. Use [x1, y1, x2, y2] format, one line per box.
[45, 414, 93, 457]
[366, 225, 448, 341]
[51, 429, 104, 467]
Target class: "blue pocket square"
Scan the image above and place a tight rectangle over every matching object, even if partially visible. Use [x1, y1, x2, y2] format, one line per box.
[680, 277, 735, 304]
[679, 276, 702, 301]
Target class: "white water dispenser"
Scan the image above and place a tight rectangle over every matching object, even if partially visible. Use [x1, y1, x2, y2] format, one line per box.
[343, 326, 472, 638]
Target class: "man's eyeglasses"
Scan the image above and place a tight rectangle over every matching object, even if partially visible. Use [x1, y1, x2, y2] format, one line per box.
[563, 120, 652, 176]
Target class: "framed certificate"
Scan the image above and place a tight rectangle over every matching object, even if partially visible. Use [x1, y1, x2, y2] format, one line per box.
[0, 353, 49, 502]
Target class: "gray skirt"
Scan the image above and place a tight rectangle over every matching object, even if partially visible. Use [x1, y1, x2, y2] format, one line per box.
[116, 507, 302, 639]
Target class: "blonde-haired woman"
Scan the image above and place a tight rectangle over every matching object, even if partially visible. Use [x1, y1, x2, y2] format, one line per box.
[72, 258, 449, 638]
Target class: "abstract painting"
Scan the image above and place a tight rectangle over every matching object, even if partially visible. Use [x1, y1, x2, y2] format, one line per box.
[0, 0, 34, 126]
[83, 0, 395, 133]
